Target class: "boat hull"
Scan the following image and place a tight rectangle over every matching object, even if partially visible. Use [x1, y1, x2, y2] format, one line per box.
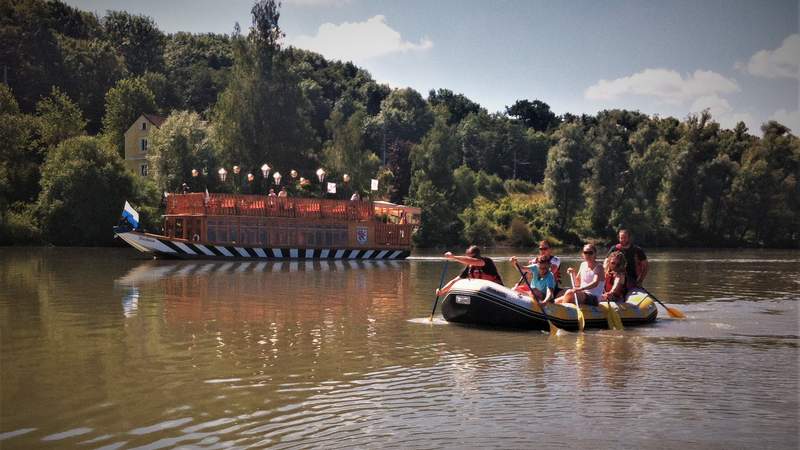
[115, 230, 411, 260]
[441, 279, 657, 331]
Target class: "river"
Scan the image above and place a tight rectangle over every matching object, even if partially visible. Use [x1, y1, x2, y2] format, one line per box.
[1, 248, 798, 449]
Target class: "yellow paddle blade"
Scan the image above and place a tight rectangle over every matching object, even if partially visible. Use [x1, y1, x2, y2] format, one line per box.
[576, 305, 585, 332]
[603, 302, 624, 330]
[548, 321, 560, 336]
[666, 306, 687, 319]
[610, 306, 624, 330]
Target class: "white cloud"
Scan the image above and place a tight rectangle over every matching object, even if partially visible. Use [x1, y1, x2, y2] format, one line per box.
[736, 34, 800, 79]
[690, 95, 732, 116]
[689, 95, 758, 131]
[283, 0, 352, 6]
[585, 68, 739, 104]
[289, 15, 432, 63]
[769, 109, 800, 133]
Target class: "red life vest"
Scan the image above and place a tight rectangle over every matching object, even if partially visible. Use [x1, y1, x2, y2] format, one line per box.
[604, 272, 628, 299]
[467, 266, 502, 283]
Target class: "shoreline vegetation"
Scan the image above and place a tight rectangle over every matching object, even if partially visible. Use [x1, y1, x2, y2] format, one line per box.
[1, 0, 798, 249]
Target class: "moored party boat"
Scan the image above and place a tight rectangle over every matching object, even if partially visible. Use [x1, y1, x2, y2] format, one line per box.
[114, 193, 420, 260]
[441, 278, 657, 330]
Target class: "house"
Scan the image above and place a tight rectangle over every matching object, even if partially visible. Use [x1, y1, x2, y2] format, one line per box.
[124, 113, 166, 177]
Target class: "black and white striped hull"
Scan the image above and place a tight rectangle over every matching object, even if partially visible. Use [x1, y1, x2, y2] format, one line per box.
[117, 231, 411, 260]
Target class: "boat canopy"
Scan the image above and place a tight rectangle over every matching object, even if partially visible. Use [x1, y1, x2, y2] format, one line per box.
[373, 201, 421, 225]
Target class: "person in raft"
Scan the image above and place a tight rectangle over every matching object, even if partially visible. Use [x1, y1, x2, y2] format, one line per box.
[534, 239, 562, 293]
[511, 255, 556, 303]
[436, 245, 503, 296]
[602, 250, 628, 303]
[607, 229, 648, 288]
[555, 243, 604, 306]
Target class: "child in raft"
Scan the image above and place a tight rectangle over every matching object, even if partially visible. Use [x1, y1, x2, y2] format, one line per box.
[602, 250, 628, 303]
[511, 255, 555, 303]
[555, 243, 604, 306]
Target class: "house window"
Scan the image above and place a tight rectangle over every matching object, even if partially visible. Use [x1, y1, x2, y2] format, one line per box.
[141, 122, 147, 130]
[140, 164, 148, 176]
[140, 139, 148, 151]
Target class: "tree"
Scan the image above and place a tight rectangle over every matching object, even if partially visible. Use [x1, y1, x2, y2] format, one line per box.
[35, 86, 86, 149]
[101, 77, 158, 157]
[213, 0, 317, 174]
[56, 36, 127, 132]
[660, 111, 720, 240]
[543, 123, 588, 232]
[102, 11, 166, 75]
[164, 32, 234, 113]
[0, 0, 67, 111]
[409, 179, 462, 247]
[147, 111, 217, 193]
[36, 136, 134, 245]
[408, 112, 460, 196]
[727, 122, 800, 246]
[506, 99, 560, 132]
[428, 88, 482, 125]
[321, 99, 380, 195]
[0, 85, 39, 207]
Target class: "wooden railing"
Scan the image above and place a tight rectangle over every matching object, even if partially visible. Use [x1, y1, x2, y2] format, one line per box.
[166, 193, 374, 221]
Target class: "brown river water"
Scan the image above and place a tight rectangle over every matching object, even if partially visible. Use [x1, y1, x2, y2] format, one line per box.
[1, 247, 798, 449]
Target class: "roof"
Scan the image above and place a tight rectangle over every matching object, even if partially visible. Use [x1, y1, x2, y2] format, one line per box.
[142, 113, 166, 128]
[373, 201, 421, 215]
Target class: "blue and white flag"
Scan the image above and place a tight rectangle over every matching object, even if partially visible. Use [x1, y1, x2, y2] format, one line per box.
[122, 201, 140, 228]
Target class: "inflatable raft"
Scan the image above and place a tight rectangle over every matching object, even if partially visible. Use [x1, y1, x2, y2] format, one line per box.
[441, 278, 657, 331]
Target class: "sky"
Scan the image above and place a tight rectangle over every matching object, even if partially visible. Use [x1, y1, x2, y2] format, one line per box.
[67, 0, 799, 133]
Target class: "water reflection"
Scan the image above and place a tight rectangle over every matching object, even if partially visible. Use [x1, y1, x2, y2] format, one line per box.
[1, 248, 798, 449]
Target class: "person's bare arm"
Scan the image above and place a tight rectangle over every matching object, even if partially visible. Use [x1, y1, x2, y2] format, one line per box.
[436, 276, 461, 297]
[445, 252, 484, 267]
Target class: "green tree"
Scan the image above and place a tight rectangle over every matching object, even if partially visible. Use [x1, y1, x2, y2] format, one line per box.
[727, 122, 800, 246]
[408, 112, 460, 196]
[660, 111, 720, 240]
[506, 99, 560, 132]
[147, 111, 217, 193]
[321, 99, 380, 195]
[56, 35, 127, 132]
[0, 85, 39, 208]
[0, 0, 86, 111]
[428, 88, 482, 125]
[139, 71, 182, 113]
[214, 0, 317, 174]
[102, 10, 166, 75]
[543, 123, 588, 232]
[101, 77, 158, 157]
[35, 86, 86, 148]
[36, 136, 134, 245]
[164, 32, 234, 113]
[409, 179, 462, 247]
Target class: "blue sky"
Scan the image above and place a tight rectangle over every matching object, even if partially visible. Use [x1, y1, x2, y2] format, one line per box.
[68, 0, 799, 133]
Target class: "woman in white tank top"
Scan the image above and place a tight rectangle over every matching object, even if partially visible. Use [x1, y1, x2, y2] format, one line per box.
[555, 243, 604, 306]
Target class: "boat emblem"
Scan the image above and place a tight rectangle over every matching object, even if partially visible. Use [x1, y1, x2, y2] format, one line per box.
[455, 295, 471, 305]
[356, 227, 368, 244]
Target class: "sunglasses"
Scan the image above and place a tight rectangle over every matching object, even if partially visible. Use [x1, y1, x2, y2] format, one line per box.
[539, 247, 549, 251]
[583, 251, 594, 255]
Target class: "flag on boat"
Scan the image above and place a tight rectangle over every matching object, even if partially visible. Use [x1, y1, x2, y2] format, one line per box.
[371, 179, 379, 191]
[327, 182, 337, 194]
[204, 188, 210, 204]
[122, 201, 140, 228]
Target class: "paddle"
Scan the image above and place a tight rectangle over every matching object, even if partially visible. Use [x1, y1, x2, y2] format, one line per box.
[514, 262, 561, 335]
[605, 296, 624, 330]
[429, 260, 450, 321]
[641, 287, 686, 319]
[569, 270, 585, 332]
